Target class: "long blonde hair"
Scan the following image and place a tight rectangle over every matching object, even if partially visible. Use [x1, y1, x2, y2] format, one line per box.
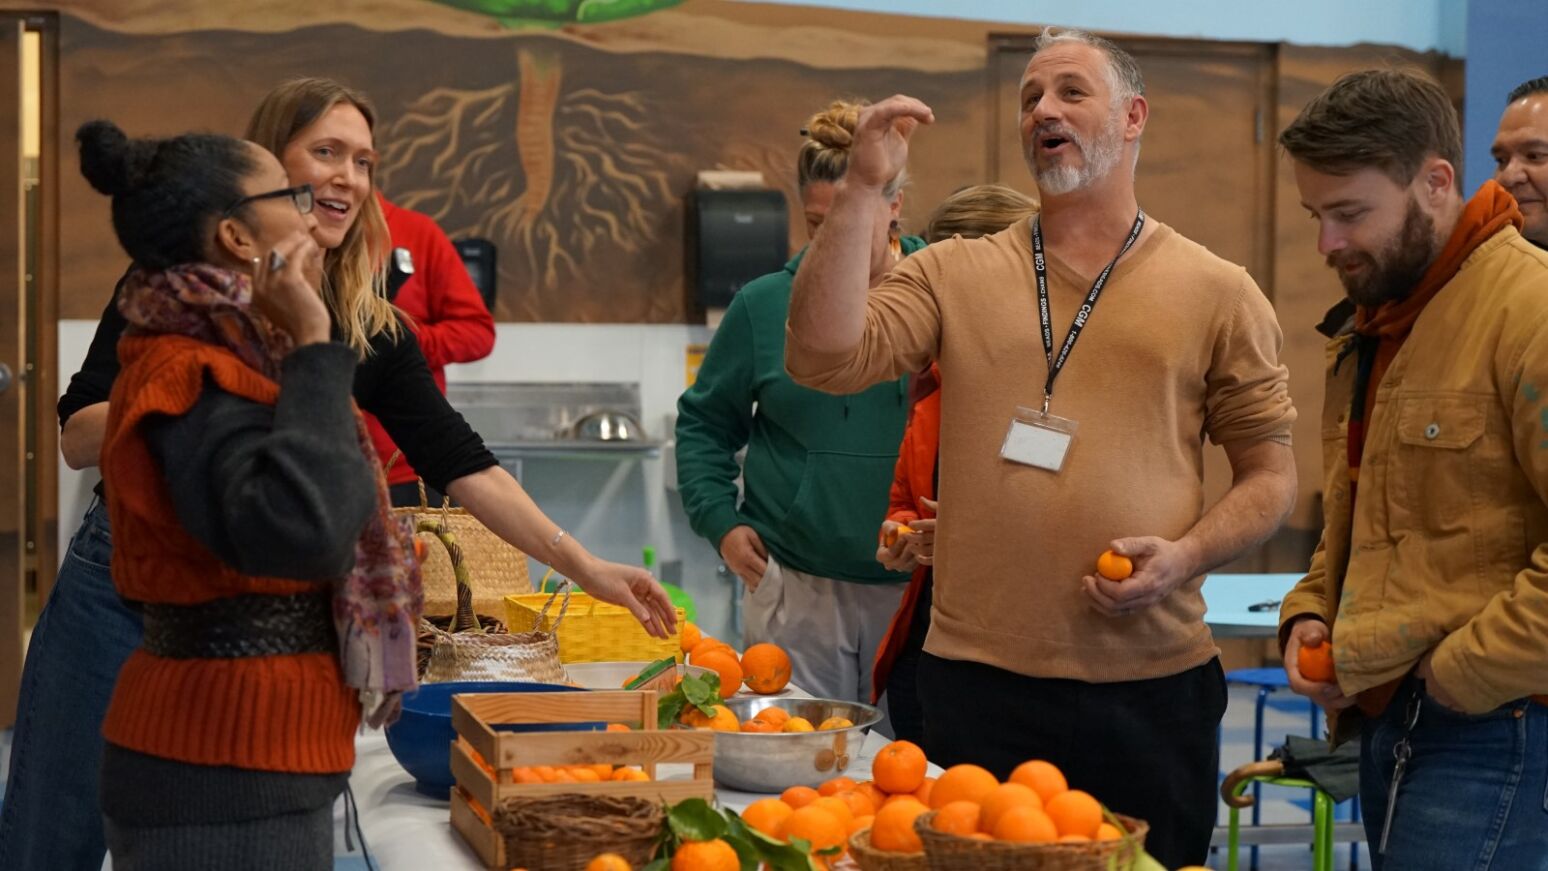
[924, 184, 1040, 243]
[245, 77, 399, 356]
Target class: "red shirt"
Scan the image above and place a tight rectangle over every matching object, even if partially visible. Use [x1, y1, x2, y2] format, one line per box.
[368, 196, 496, 486]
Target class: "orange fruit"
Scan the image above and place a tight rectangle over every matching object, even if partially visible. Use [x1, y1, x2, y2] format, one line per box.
[1299, 640, 1336, 683]
[606, 723, 632, 732]
[979, 783, 1042, 834]
[834, 789, 876, 818]
[1058, 835, 1092, 844]
[553, 768, 576, 783]
[670, 838, 739, 871]
[534, 765, 559, 783]
[782, 717, 815, 733]
[754, 706, 792, 727]
[588, 764, 614, 780]
[781, 805, 848, 855]
[694, 650, 744, 698]
[1096, 822, 1123, 841]
[930, 764, 999, 809]
[741, 643, 793, 694]
[967, 832, 993, 841]
[743, 797, 794, 839]
[819, 776, 858, 797]
[689, 638, 735, 663]
[811, 796, 854, 826]
[514, 767, 543, 784]
[847, 814, 875, 836]
[1009, 760, 1068, 804]
[869, 798, 927, 853]
[740, 718, 778, 733]
[1045, 790, 1103, 839]
[817, 717, 854, 731]
[782, 785, 820, 809]
[932, 800, 982, 836]
[993, 806, 1059, 843]
[884, 524, 916, 547]
[884, 793, 925, 808]
[679, 621, 702, 653]
[853, 781, 888, 810]
[611, 767, 650, 782]
[912, 777, 935, 805]
[587, 854, 631, 871]
[570, 768, 602, 782]
[872, 740, 927, 795]
[1096, 549, 1133, 581]
[681, 704, 740, 732]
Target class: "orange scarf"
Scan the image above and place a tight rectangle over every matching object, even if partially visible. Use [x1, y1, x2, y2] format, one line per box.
[1353, 181, 1524, 425]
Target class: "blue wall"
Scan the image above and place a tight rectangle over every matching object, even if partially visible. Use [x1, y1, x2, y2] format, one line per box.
[1463, 0, 1548, 192]
[740, 0, 1467, 55]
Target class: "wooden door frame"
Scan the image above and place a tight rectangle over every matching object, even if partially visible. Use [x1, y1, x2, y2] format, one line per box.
[28, 11, 58, 610]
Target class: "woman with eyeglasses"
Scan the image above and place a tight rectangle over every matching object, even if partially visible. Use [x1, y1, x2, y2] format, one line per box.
[0, 79, 675, 871]
[73, 116, 390, 869]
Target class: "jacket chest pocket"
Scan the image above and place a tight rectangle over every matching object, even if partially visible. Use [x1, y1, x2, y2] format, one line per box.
[1391, 396, 1490, 536]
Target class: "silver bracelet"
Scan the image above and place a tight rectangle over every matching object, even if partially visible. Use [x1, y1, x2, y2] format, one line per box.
[551, 529, 568, 548]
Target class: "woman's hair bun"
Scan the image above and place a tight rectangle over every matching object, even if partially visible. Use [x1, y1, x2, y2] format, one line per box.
[76, 120, 156, 197]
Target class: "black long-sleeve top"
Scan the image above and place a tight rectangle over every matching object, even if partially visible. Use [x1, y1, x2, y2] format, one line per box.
[61, 276, 498, 494]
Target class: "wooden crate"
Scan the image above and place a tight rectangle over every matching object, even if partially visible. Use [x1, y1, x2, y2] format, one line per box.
[449, 690, 716, 870]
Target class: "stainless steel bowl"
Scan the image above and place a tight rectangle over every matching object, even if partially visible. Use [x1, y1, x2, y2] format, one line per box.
[708, 697, 882, 793]
[569, 410, 645, 442]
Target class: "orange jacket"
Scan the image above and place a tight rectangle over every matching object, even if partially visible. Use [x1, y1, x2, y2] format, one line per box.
[871, 364, 940, 702]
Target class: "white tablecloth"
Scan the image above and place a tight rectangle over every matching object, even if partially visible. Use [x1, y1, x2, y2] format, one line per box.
[343, 688, 931, 870]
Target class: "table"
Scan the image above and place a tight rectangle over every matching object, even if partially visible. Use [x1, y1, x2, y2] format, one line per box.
[343, 688, 934, 870]
[1202, 573, 1303, 639]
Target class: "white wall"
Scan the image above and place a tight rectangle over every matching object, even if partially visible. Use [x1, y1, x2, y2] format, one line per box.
[739, 0, 1468, 56]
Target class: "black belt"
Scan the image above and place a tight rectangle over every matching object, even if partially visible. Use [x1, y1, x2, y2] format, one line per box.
[141, 592, 335, 659]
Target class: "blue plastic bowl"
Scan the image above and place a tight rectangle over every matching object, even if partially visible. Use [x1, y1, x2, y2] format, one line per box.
[384, 680, 594, 798]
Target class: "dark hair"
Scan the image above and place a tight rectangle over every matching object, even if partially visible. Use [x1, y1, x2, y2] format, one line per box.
[1279, 69, 1462, 191]
[76, 120, 256, 270]
[1508, 76, 1548, 105]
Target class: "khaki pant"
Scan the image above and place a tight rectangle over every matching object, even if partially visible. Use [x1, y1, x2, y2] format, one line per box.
[741, 555, 905, 708]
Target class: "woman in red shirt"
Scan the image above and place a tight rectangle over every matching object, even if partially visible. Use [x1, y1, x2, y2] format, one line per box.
[873, 185, 1039, 744]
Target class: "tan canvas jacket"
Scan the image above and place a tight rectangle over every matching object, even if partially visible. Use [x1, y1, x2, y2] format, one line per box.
[1281, 227, 1548, 742]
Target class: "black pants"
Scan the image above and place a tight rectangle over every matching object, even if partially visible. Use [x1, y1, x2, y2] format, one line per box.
[884, 575, 932, 745]
[918, 653, 1226, 869]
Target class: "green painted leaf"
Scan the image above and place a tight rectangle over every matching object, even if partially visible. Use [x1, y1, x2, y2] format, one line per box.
[667, 798, 727, 842]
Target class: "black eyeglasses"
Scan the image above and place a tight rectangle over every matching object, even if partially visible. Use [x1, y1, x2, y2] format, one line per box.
[222, 183, 314, 218]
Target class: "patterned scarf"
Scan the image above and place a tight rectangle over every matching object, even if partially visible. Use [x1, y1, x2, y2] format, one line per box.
[118, 263, 422, 728]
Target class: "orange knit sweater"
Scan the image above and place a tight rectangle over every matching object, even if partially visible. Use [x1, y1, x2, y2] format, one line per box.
[101, 334, 359, 773]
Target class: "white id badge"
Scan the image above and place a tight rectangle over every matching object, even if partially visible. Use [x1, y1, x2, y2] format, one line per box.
[1000, 406, 1078, 473]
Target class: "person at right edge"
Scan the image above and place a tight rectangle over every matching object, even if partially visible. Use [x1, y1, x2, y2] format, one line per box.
[782, 27, 1298, 869]
[1278, 69, 1548, 870]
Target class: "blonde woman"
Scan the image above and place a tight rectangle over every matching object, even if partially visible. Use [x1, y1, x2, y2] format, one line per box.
[676, 99, 921, 706]
[1, 78, 673, 871]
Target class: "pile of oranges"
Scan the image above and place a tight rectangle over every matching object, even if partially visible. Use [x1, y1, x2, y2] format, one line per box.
[858, 741, 1127, 853]
[680, 701, 854, 734]
[680, 622, 793, 696]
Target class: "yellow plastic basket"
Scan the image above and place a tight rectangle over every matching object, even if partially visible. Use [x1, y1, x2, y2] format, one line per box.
[504, 587, 683, 664]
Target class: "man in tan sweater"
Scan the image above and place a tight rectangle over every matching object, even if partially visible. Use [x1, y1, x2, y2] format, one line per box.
[784, 28, 1297, 867]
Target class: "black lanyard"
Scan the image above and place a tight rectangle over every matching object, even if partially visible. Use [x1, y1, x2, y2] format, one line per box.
[1031, 210, 1145, 413]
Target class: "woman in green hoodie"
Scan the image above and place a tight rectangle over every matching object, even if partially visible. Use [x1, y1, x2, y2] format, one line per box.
[675, 99, 920, 706]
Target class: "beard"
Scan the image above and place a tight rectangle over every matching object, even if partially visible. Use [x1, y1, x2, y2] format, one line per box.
[1023, 111, 1125, 196]
[1329, 197, 1439, 308]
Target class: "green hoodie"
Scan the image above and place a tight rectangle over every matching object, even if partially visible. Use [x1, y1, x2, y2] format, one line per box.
[675, 239, 924, 584]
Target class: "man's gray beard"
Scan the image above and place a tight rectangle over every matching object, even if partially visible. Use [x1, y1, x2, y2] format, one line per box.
[1024, 115, 1124, 196]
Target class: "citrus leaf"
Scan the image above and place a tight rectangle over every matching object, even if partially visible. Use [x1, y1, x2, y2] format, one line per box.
[723, 831, 762, 871]
[642, 860, 670, 871]
[667, 798, 727, 842]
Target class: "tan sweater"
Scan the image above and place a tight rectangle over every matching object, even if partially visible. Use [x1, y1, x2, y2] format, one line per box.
[786, 219, 1296, 682]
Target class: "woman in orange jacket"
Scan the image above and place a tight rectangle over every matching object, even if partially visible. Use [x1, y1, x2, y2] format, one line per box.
[873, 185, 1039, 744]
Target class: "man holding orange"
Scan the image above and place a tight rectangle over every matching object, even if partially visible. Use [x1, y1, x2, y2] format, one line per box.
[783, 27, 1297, 868]
[1279, 70, 1548, 869]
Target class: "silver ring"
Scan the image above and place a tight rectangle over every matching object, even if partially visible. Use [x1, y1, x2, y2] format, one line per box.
[267, 250, 286, 272]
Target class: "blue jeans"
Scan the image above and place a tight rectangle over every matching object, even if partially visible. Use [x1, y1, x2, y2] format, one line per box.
[1361, 676, 1548, 871]
[0, 499, 141, 871]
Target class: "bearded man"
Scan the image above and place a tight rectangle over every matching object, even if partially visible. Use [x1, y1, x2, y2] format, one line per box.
[782, 26, 1298, 868]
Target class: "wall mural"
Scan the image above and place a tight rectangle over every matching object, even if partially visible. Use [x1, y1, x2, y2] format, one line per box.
[43, 0, 985, 322]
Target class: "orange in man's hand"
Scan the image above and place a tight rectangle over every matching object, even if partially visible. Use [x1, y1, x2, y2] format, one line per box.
[884, 524, 916, 547]
[1299, 640, 1336, 683]
[1095, 549, 1132, 581]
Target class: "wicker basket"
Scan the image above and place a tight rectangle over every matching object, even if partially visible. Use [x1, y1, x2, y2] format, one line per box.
[915, 811, 1149, 871]
[495, 793, 664, 871]
[392, 478, 531, 619]
[850, 828, 929, 871]
[505, 588, 683, 664]
[417, 520, 569, 684]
